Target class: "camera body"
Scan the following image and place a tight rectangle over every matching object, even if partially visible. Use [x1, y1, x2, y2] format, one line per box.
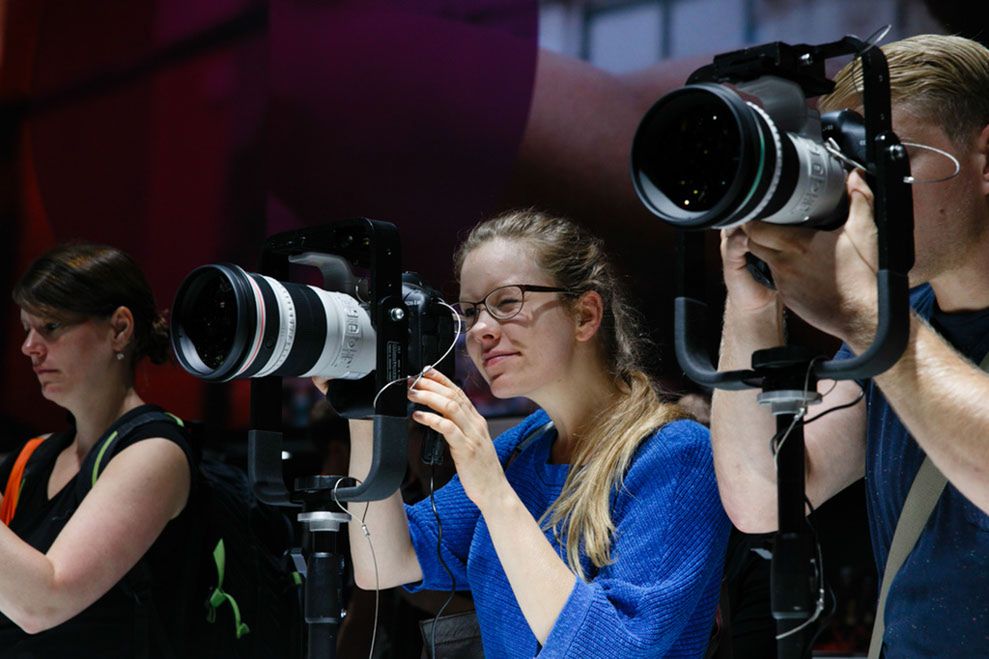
[632, 41, 868, 231]
[171, 220, 455, 419]
[322, 271, 456, 419]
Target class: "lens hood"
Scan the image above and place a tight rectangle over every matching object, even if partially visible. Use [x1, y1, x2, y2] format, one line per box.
[171, 263, 260, 381]
[632, 82, 783, 229]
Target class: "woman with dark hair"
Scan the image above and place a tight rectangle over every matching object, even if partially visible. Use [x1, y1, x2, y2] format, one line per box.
[0, 243, 193, 657]
[321, 210, 730, 657]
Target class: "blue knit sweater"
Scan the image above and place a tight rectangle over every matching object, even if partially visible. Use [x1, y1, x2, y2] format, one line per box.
[405, 410, 730, 657]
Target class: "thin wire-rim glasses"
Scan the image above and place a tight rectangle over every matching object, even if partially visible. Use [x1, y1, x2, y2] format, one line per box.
[456, 284, 572, 328]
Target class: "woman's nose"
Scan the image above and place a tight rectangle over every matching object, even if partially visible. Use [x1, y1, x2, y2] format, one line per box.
[21, 330, 44, 358]
[468, 308, 500, 339]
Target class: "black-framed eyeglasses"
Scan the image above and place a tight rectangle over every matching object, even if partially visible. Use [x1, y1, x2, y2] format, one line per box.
[455, 284, 572, 328]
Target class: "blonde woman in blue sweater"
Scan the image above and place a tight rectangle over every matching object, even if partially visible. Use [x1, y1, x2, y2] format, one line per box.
[330, 210, 729, 657]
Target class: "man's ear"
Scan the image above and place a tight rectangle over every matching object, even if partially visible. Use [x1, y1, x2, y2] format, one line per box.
[973, 124, 989, 197]
[109, 306, 135, 351]
[976, 123, 989, 196]
[573, 291, 604, 342]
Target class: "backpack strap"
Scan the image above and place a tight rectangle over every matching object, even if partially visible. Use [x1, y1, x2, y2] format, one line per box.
[85, 410, 184, 488]
[0, 436, 47, 525]
[80, 409, 187, 659]
[867, 350, 989, 658]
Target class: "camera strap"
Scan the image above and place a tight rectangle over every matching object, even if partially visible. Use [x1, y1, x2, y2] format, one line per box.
[867, 350, 989, 658]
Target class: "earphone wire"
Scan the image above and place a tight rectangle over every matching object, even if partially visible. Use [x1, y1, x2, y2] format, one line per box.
[428, 464, 458, 659]
[364, 298, 464, 656]
[770, 357, 820, 466]
[824, 138, 960, 185]
[857, 24, 892, 56]
[331, 478, 379, 659]
[775, 533, 827, 641]
[371, 300, 464, 409]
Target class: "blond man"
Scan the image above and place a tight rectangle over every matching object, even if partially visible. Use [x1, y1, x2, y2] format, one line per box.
[711, 34, 989, 656]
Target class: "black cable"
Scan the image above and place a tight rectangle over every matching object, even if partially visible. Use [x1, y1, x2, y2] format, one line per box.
[803, 389, 865, 425]
[804, 495, 816, 516]
[803, 522, 836, 653]
[428, 464, 457, 659]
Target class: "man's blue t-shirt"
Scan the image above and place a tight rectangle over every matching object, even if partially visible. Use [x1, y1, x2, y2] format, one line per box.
[838, 284, 989, 657]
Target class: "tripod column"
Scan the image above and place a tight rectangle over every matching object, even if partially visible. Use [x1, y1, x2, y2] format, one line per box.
[768, 413, 815, 656]
[298, 509, 350, 659]
[753, 348, 824, 659]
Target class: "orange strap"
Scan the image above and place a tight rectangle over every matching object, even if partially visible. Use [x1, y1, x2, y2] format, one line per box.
[1, 437, 46, 526]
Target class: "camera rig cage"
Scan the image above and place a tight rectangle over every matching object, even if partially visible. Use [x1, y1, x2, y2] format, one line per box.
[244, 219, 426, 659]
[673, 34, 915, 386]
[660, 34, 915, 657]
[248, 218, 412, 506]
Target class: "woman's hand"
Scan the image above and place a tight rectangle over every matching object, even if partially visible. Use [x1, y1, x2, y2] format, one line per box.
[407, 368, 509, 510]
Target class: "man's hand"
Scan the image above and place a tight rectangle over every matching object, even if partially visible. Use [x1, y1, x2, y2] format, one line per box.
[721, 226, 781, 315]
[744, 170, 881, 346]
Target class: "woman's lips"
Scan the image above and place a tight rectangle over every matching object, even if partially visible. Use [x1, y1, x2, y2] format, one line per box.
[483, 352, 518, 369]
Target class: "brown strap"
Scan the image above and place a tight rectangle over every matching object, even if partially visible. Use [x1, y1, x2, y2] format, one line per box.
[0, 436, 46, 526]
[867, 457, 946, 659]
[868, 350, 989, 657]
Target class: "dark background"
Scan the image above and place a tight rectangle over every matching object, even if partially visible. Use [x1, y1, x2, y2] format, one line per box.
[2, 1, 986, 656]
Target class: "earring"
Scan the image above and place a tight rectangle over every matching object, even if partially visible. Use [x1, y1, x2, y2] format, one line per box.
[116, 352, 125, 361]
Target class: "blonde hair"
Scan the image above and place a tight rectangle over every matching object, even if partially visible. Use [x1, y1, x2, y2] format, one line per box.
[455, 210, 688, 579]
[820, 34, 989, 144]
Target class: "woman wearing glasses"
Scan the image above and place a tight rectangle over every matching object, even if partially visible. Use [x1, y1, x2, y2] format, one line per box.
[327, 210, 729, 657]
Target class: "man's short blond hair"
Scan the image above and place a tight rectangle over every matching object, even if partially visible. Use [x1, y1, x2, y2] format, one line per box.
[820, 34, 989, 144]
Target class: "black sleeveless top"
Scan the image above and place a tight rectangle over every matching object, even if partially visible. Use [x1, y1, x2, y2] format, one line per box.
[0, 405, 195, 658]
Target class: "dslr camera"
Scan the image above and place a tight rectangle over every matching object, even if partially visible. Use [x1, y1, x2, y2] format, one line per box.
[629, 35, 914, 385]
[171, 220, 456, 656]
[170, 219, 456, 419]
